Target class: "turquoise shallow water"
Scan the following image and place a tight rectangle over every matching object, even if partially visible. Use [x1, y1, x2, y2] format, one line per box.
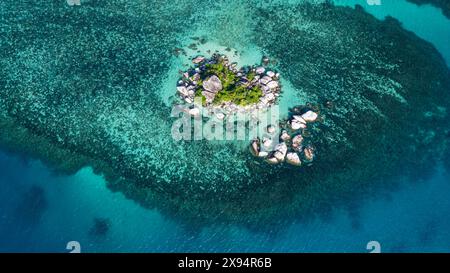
[1, 0, 450, 252]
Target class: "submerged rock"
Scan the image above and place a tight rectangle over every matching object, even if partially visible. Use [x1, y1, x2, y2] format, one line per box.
[216, 112, 225, 120]
[292, 134, 304, 151]
[262, 137, 273, 149]
[267, 125, 276, 134]
[303, 146, 315, 164]
[192, 55, 205, 64]
[188, 107, 200, 116]
[250, 138, 260, 157]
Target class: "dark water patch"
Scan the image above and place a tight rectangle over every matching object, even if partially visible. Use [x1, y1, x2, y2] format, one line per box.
[443, 145, 450, 175]
[13, 185, 48, 227]
[389, 242, 408, 253]
[418, 219, 438, 245]
[346, 202, 363, 231]
[89, 217, 111, 237]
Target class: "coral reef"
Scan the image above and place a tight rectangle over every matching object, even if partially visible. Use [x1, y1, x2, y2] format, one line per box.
[1, 1, 449, 228]
[407, 0, 450, 19]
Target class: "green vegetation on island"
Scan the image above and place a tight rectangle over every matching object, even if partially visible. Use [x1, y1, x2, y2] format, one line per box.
[212, 85, 263, 106]
[177, 54, 280, 110]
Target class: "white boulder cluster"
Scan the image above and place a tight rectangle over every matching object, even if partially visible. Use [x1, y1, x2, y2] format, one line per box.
[250, 108, 319, 167]
[289, 110, 318, 130]
[253, 66, 281, 106]
[176, 54, 281, 118]
[67, 0, 81, 6]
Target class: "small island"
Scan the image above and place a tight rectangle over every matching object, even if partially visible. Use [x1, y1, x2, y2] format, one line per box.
[176, 54, 281, 117]
[176, 53, 320, 167]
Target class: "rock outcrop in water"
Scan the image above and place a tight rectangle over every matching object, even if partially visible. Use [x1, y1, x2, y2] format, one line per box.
[1, 1, 450, 228]
[250, 106, 319, 167]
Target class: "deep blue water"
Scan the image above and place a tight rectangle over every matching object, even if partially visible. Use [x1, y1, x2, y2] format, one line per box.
[1, 151, 450, 253]
[1, 0, 450, 253]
